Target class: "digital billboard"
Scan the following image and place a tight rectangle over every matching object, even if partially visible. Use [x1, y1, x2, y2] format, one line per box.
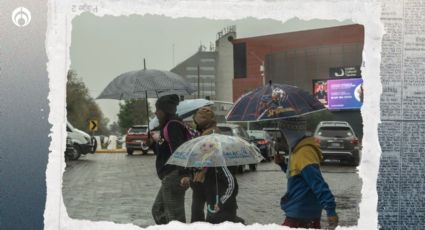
[312, 79, 328, 107]
[327, 78, 363, 110]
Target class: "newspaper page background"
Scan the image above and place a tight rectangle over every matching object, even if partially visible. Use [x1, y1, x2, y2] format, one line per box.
[378, 0, 425, 229]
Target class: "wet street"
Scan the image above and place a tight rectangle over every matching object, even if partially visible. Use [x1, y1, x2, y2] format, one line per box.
[63, 152, 361, 228]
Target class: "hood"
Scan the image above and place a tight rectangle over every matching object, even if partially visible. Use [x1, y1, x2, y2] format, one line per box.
[293, 137, 323, 160]
[74, 128, 91, 139]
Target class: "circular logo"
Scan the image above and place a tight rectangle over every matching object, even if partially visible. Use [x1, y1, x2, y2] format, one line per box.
[12, 7, 31, 27]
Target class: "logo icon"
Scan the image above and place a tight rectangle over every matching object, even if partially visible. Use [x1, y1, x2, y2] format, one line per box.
[12, 7, 31, 27]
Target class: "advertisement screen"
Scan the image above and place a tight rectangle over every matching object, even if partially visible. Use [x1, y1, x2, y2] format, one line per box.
[312, 79, 328, 107]
[328, 78, 363, 110]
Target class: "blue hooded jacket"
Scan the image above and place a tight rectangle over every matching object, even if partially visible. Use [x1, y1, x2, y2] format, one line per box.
[278, 136, 337, 219]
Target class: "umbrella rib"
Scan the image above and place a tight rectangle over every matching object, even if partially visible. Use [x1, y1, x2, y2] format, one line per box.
[254, 85, 270, 118]
[240, 91, 255, 121]
[184, 139, 194, 168]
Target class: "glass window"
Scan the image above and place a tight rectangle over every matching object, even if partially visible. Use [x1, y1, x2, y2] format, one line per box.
[201, 58, 215, 63]
[317, 127, 353, 138]
[200, 66, 215, 71]
[218, 127, 233, 136]
[234, 127, 250, 140]
[186, 67, 197, 71]
[128, 127, 147, 134]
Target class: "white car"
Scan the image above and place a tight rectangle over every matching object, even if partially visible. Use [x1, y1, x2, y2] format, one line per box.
[66, 122, 96, 160]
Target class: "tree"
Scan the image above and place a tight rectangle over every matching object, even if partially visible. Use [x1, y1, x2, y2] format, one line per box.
[109, 121, 121, 136]
[66, 70, 110, 135]
[117, 99, 153, 133]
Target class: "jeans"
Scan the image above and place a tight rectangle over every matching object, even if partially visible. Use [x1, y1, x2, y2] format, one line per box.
[152, 170, 187, 224]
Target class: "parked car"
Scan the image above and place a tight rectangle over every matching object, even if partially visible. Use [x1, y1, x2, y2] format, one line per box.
[217, 123, 260, 172]
[247, 130, 274, 161]
[314, 121, 361, 166]
[125, 125, 151, 155]
[65, 136, 78, 161]
[66, 121, 96, 160]
[263, 127, 287, 155]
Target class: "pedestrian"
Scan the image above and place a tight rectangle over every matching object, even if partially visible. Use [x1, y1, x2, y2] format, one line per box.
[191, 107, 244, 224]
[274, 118, 338, 229]
[190, 107, 220, 223]
[151, 94, 192, 224]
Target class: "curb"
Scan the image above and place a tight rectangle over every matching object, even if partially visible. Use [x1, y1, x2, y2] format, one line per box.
[96, 149, 127, 154]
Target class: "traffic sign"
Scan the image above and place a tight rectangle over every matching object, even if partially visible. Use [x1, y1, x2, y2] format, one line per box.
[89, 120, 98, 131]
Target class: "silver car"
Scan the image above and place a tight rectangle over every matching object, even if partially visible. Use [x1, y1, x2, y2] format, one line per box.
[217, 123, 260, 172]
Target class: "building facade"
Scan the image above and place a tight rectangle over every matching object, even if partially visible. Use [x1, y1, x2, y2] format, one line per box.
[215, 26, 236, 102]
[230, 24, 364, 137]
[231, 24, 364, 101]
[170, 46, 217, 100]
[170, 26, 236, 102]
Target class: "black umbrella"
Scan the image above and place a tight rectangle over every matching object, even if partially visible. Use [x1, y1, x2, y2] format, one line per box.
[97, 63, 195, 135]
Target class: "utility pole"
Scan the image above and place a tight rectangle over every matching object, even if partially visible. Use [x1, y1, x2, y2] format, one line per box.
[197, 64, 200, 99]
[172, 43, 175, 67]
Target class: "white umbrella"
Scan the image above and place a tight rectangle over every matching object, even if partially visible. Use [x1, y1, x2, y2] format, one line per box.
[166, 133, 262, 213]
[149, 99, 214, 130]
[166, 133, 263, 168]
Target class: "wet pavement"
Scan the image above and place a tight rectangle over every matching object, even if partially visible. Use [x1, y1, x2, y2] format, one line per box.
[63, 152, 361, 228]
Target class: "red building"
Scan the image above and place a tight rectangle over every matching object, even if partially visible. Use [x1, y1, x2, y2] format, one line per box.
[231, 24, 364, 101]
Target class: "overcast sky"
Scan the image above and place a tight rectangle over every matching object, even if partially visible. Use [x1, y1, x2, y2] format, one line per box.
[70, 13, 353, 125]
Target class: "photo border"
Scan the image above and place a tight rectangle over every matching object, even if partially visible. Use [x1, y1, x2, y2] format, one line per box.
[44, 0, 384, 229]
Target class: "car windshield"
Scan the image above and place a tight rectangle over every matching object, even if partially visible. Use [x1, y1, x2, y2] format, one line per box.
[249, 131, 267, 139]
[317, 127, 353, 138]
[234, 127, 249, 140]
[265, 130, 282, 140]
[128, 127, 147, 134]
[218, 127, 233, 136]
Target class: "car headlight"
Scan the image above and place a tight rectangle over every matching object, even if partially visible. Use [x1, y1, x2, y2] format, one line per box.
[66, 138, 72, 145]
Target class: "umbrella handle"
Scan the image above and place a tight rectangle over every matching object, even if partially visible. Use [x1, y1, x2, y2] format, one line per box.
[207, 195, 219, 213]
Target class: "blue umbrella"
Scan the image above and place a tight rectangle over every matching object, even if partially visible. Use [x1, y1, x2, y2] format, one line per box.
[149, 99, 214, 129]
[226, 82, 325, 122]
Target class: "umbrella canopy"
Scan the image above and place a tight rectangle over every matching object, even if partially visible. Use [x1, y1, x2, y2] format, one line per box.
[148, 99, 214, 130]
[166, 133, 263, 168]
[97, 69, 195, 100]
[226, 83, 325, 122]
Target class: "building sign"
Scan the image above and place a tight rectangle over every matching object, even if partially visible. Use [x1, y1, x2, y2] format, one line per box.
[312, 79, 328, 107]
[328, 78, 363, 110]
[329, 66, 361, 78]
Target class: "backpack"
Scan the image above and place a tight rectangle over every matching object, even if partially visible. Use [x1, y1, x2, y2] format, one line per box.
[162, 120, 196, 153]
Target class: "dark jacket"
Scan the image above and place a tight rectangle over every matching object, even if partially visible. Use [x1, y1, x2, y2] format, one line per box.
[155, 120, 191, 180]
[203, 167, 238, 211]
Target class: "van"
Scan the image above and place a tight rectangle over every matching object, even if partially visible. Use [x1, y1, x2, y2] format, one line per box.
[66, 122, 97, 160]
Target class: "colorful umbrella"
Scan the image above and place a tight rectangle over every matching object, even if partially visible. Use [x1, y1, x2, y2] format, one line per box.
[166, 133, 263, 214]
[226, 82, 325, 122]
[166, 133, 263, 168]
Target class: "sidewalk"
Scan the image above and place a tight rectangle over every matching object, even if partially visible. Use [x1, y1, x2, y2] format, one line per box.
[95, 148, 127, 153]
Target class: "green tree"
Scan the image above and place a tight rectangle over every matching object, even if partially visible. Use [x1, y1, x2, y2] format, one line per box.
[66, 70, 110, 135]
[117, 99, 153, 133]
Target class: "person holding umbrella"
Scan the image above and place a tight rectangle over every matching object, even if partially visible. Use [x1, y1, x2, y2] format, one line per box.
[188, 107, 245, 224]
[151, 94, 192, 224]
[189, 107, 219, 223]
[274, 118, 338, 229]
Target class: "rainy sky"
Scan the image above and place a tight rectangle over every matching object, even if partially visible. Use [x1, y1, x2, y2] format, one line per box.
[70, 13, 353, 125]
